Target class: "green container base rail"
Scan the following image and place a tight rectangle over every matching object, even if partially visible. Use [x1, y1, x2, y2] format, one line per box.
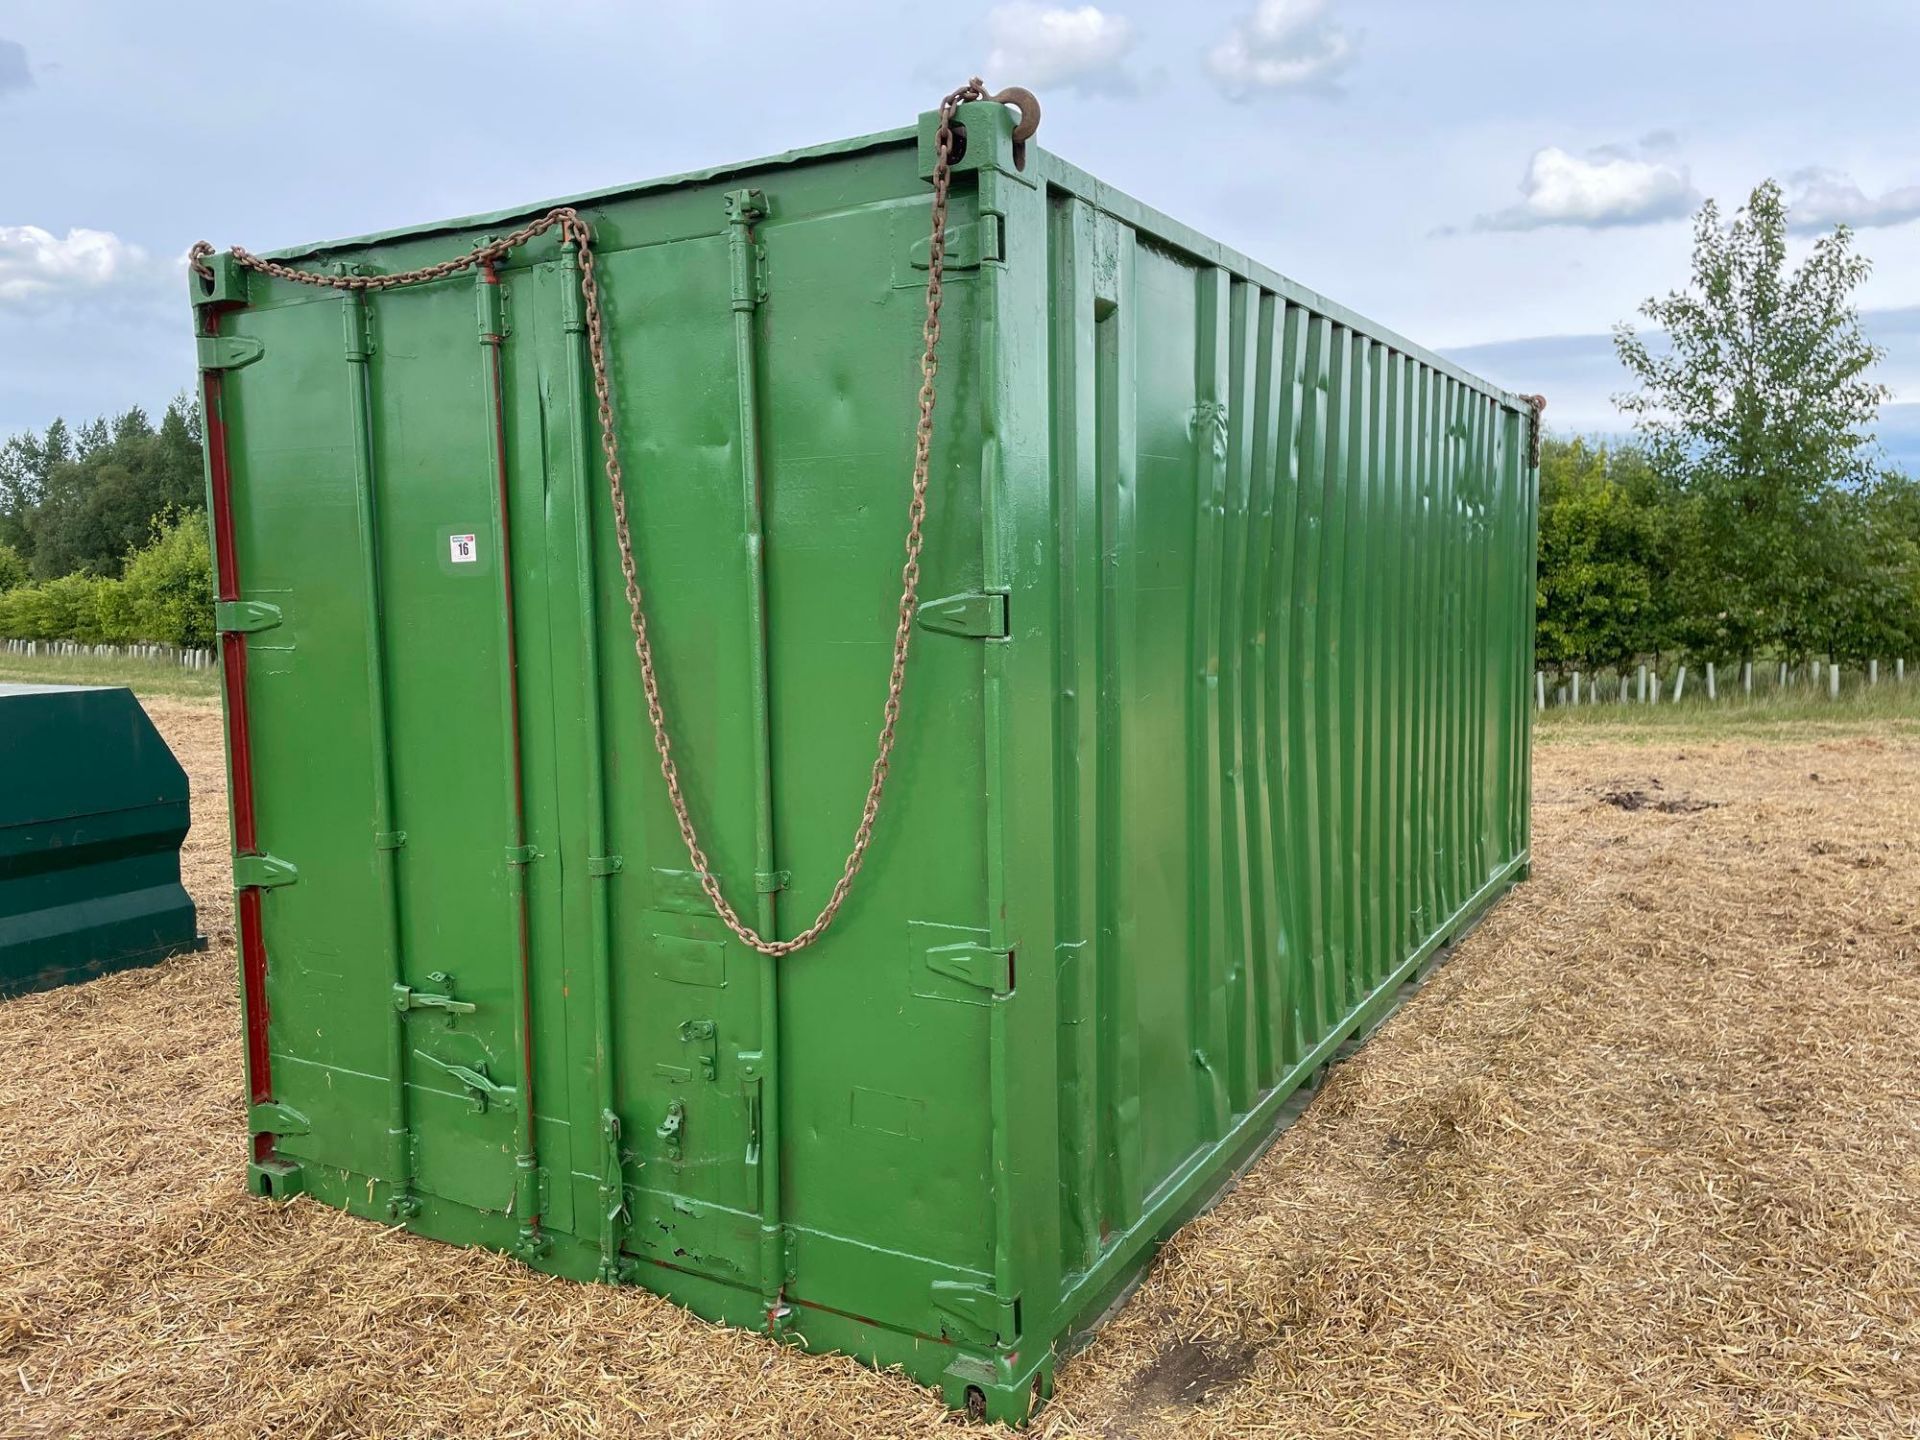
[0, 683, 202, 998]
[192, 94, 1538, 1423]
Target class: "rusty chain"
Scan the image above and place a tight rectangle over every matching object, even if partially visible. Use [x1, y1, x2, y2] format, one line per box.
[192, 78, 1031, 957]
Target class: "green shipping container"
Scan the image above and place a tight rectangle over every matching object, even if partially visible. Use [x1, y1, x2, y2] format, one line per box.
[191, 92, 1538, 1423]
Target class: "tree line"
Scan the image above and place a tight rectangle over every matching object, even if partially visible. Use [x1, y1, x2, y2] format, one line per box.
[1536, 435, 1919, 674]
[0, 397, 215, 649]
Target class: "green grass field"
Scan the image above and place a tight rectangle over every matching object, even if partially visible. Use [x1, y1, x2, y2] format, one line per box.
[0, 651, 222, 702]
[3, 650, 1913, 742]
[1536, 678, 1920, 741]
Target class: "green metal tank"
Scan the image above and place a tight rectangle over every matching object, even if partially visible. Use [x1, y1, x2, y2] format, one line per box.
[188, 92, 1538, 1423]
[0, 683, 201, 997]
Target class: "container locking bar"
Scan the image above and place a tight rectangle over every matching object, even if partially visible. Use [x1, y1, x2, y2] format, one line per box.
[724, 188, 769, 309]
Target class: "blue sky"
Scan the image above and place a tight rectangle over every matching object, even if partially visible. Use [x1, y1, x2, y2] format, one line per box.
[4, 0, 1919, 463]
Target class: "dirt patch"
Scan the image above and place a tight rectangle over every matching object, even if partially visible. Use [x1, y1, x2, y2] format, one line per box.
[1130, 1339, 1262, 1410]
[3, 707, 1918, 1440]
[1598, 782, 1719, 813]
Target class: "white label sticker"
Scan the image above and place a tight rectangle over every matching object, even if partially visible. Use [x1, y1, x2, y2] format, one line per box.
[449, 533, 478, 564]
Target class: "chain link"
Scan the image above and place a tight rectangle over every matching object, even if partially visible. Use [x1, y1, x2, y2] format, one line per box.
[193, 77, 1011, 957]
[1520, 393, 1547, 469]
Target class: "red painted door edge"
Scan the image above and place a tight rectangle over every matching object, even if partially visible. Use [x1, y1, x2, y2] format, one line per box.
[201, 325, 274, 1157]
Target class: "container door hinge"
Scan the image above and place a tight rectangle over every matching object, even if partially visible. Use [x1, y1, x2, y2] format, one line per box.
[916, 592, 1009, 640]
[233, 852, 298, 890]
[214, 599, 283, 635]
[197, 334, 264, 372]
[248, 1101, 310, 1137]
[505, 844, 541, 866]
[414, 1050, 516, 1113]
[587, 854, 624, 877]
[910, 213, 1003, 270]
[926, 942, 1014, 995]
[931, 1281, 1019, 1347]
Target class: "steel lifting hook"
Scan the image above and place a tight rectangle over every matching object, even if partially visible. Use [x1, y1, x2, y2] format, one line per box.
[989, 86, 1042, 143]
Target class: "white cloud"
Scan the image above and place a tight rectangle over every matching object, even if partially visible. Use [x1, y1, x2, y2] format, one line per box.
[0, 226, 154, 303]
[1473, 145, 1699, 232]
[1783, 167, 1920, 232]
[1207, 0, 1355, 100]
[985, 4, 1138, 93]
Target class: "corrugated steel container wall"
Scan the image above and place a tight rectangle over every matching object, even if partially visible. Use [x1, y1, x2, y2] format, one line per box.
[191, 100, 1535, 1424]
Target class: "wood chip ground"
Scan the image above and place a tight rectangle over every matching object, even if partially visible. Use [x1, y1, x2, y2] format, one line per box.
[2, 704, 1915, 1438]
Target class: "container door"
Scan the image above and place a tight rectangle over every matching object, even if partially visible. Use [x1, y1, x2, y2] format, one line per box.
[209, 268, 572, 1236]
[530, 233, 777, 1288]
[359, 272, 564, 1229]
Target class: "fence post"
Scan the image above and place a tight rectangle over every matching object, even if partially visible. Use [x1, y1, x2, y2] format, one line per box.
[1637, 664, 1647, 703]
[1706, 662, 1716, 701]
[1673, 665, 1686, 703]
[1830, 661, 1840, 699]
[1869, 659, 1879, 686]
[1743, 661, 1752, 698]
[1536, 671, 1545, 712]
[1900, 658, 1907, 683]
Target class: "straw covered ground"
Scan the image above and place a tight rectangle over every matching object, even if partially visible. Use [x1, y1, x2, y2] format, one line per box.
[3, 701, 1917, 1439]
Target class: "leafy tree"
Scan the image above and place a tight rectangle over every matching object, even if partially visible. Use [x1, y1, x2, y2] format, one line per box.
[0, 512, 214, 648]
[5, 395, 205, 579]
[1817, 474, 1920, 663]
[1535, 437, 1672, 671]
[0, 543, 26, 592]
[118, 510, 215, 648]
[0, 572, 110, 643]
[0, 416, 71, 556]
[1613, 179, 1891, 663]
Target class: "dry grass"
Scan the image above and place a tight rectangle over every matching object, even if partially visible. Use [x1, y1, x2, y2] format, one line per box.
[3, 704, 1917, 1439]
